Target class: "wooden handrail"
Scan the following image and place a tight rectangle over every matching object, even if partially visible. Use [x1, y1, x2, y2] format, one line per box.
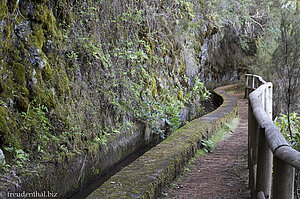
[245, 74, 267, 99]
[246, 73, 267, 84]
[245, 74, 299, 199]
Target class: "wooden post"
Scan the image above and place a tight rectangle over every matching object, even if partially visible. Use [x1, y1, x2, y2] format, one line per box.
[267, 85, 272, 118]
[245, 75, 249, 98]
[246, 75, 298, 198]
[256, 128, 273, 199]
[264, 87, 268, 115]
[273, 157, 295, 199]
[248, 103, 259, 199]
[262, 89, 266, 111]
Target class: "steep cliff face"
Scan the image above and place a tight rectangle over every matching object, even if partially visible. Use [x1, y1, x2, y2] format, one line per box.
[0, 0, 71, 158]
[0, 0, 219, 163]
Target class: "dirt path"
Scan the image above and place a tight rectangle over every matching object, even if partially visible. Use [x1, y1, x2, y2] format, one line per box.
[161, 92, 250, 199]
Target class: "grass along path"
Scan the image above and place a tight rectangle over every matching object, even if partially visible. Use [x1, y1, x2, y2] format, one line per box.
[159, 92, 250, 199]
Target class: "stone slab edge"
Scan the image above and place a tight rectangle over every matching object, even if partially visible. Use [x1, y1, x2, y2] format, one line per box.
[87, 84, 239, 199]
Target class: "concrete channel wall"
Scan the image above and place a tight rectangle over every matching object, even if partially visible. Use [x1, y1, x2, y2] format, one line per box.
[87, 84, 239, 199]
[2, 117, 158, 198]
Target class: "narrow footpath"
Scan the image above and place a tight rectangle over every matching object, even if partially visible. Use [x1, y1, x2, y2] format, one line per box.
[161, 91, 250, 199]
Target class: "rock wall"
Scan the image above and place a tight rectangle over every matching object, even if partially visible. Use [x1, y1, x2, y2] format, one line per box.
[0, 0, 214, 161]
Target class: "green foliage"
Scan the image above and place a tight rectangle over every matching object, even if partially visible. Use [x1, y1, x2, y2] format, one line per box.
[0, 0, 215, 170]
[180, 117, 239, 180]
[275, 112, 300, 150]
[213, 0, 260, 44]
[165, 103, 181, 131]
[21, 102, 55, 156]
[191, 76, 211, 100]
[224, 122, 234, 133]
[1, 147, 29, 171]
[249, 0, 300, 116]
[210, 0, 299, 116]
[201, 139, 213, 153]
[134, 97, 183, 138]
[182, 76, 211, 118]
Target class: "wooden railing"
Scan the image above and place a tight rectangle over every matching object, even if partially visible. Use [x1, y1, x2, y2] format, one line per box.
[246, 74, 300, 199]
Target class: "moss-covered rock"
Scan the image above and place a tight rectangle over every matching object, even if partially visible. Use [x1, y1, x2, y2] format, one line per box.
[0, 106, 21, 149]
[0, 0, 7, 22]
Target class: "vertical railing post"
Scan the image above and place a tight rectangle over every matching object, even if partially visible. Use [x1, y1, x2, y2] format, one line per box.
[256, 128, 273, 199]
[245, 75, 249, 98]
[262, 89, 266, 110]
[265, 87, 268, 113]
[247, 76, 278, 199]
[267, 85, 272, 118]
[273, 157, 295, 199]
[248, 103, 259, 199]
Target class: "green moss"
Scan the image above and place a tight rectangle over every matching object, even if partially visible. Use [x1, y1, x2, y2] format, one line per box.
[45, 8, 57, 35]
[31, 24, 46, 49]
[0, 107, 21, 149]
[37, 89, 55, 108]
[27, 3, 58, 62]
[16, 95, 29, 111]
[0, 0, 7, 21]
[0, 64, 12, 96]
[54, 69, 70, 97]
[11, 62, 30, 110]
[42, 63, 54, 81]
[35, 4, 57, 35]
[149, 76, 157, 97]
[12, 63, 25, 84]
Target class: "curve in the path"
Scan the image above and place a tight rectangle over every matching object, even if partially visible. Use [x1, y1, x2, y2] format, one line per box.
[86, 84, 239, 199]
[164, 91, 250, 199]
